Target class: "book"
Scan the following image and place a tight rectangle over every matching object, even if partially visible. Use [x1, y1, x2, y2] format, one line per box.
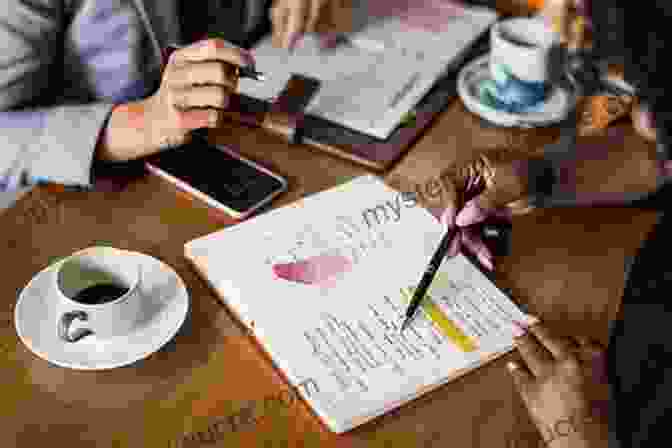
[238, 0, 498, 140]
[184, 175, 536, 433]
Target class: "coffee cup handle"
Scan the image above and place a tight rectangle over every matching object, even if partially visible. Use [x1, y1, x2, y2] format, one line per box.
[58, 311, 95, 343]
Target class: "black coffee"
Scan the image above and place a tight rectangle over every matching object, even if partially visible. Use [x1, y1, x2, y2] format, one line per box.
[71, 284, 129, 305]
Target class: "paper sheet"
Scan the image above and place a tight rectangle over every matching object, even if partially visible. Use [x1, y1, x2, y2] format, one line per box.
[184, 175, 533, 433]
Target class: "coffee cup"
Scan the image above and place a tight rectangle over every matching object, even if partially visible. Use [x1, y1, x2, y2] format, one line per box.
[483, 17, 559, 112]
[55, 247, 144, 343]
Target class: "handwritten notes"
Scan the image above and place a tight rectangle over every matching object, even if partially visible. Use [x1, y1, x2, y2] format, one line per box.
[301, 298, 449, 395]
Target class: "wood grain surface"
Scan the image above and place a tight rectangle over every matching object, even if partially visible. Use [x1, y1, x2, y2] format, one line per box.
[0, 14, 661, 448]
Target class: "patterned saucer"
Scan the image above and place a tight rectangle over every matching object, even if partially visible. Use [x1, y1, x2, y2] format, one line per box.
[458, 54, 577, 128]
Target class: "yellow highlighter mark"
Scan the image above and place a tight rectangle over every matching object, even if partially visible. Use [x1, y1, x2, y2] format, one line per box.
[400, 282, 477, 353]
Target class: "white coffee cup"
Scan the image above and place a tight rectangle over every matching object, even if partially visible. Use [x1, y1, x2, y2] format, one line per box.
[55, 247, 145, 343]
[486, 17, 559, 110]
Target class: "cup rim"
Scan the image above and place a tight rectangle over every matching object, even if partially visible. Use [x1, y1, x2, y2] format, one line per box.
[55, 246, 141, 309]
[492, 17, 558, 51]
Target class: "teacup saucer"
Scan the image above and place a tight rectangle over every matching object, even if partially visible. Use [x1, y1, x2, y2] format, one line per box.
[15, 250, 189, 370]
[458, 54, 577, 128]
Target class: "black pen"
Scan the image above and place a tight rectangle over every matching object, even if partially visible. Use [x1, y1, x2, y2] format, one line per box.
[400, 226, 459, 332]
[236, 65, 266, 82]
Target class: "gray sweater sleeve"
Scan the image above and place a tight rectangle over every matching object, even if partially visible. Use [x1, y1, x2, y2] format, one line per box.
[0, 0, 117, 210]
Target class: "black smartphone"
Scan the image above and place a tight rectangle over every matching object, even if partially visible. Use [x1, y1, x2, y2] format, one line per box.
[145, 135, 288, 219]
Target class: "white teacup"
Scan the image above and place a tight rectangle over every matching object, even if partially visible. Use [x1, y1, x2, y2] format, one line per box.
[485, 17, 559, 111]
[55, 247, 144, 343]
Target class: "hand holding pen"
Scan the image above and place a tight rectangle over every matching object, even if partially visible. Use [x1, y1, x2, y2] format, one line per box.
[410, 134, 665, 318]
[399, 159, 515, 331]
[132, 39, 264, 154]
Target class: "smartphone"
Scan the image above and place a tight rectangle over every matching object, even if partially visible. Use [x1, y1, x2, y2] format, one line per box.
[145, 135, 288, 219]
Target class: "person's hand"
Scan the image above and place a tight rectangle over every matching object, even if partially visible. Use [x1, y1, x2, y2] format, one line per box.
[507, 321, 611, 448]
[140, 39, 254, 154]
[385, 151, 535, 271]
[269, 0, 352, 49]
[385, 150, 539, 270]
[451, 151, 538, 228]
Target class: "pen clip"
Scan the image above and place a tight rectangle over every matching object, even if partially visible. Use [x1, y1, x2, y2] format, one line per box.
[237, 66, 266, 82]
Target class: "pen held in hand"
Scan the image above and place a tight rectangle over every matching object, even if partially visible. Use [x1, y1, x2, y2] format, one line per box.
[164, 44, 265, 82]
[237, 66, 266, 82]
[400, 226, 459, 333]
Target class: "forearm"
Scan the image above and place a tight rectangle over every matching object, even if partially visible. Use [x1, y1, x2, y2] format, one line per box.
[525, 132, 664, 209]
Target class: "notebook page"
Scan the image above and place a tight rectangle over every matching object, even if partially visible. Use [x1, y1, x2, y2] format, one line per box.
[300, 254, 537, 432]
[348, 0, 497, 67]
[238, 1, 496, 139]
[239, 35, 444, 139]
[184, 175, 534, 432]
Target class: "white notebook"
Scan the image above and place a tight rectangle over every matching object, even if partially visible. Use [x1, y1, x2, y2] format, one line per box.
[184, 175, 536, 433]
[239, 0, 498, 139]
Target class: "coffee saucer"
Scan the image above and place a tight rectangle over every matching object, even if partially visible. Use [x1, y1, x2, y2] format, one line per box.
[457, 54, 577, 128]
[14, 250, 189, 370]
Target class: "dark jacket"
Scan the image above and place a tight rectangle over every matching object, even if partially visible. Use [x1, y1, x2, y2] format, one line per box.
[607, 184, 672, 447]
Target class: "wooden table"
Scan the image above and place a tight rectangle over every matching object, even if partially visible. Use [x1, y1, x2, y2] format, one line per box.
[0, 91, 661, 447]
